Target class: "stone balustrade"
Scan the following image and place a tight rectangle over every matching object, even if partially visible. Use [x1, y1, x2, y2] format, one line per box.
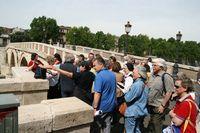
[0, 67, 48, 105]
[6, 42, 199, 80]
[19, 97, 93, 133]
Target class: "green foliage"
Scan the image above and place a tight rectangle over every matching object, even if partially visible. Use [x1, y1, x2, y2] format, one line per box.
[66, 27, 115, 51]
[118, 34, 126, 53]
[118, 33, 200, 66]
[0, 27, 3, 35]
[10, 31, 31, 42]
[29, 16, 59, 43]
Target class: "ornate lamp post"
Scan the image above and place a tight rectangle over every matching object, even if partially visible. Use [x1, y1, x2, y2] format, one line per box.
[173, 31, 182, 79]
[43, 27, 47, 43]
[73, 32, 76, 51]
[124, 21, 132, 56]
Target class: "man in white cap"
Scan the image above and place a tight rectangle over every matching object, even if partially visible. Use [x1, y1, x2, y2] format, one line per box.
[147, 58, 174, 133]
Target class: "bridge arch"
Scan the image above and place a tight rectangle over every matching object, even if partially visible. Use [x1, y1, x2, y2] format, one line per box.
[20, 57, 28, 66]
[10, 52, 15, 67]
[19, 52, 29, 66]
[5, 52, 8, 64]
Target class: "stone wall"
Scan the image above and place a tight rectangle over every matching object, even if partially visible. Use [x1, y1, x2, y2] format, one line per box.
[19, 97, 93, 133]
[0, 67, 48, 105]
[0, 47, 6, 73]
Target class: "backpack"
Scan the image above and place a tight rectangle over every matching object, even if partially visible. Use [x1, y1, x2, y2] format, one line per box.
[34, 67, 47, 79]
[161, 73, 174, 95]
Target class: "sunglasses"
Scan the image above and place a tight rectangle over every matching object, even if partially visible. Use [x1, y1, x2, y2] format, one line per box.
[175, 85, 181, 89]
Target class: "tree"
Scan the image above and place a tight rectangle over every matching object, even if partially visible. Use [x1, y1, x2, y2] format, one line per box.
[118, 34, 126, 53]
[0, 27, 3, 35]
[29, 16, 59, 43]
[66, 27, 116, 51]
[10, 31, 31, 42]
[104, 33, 115, 50]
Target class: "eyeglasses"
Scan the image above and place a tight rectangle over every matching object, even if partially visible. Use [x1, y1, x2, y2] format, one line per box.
[175, 85, 181, 89]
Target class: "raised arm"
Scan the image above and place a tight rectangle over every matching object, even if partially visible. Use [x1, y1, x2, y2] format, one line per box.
[51, 65, 73, 78]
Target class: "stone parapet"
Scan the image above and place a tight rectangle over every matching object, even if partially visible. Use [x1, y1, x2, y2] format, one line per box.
[6, 42, 199, 81]
[0, 65, 12, 77]
[19, 103, 52, 133]
[0, 67, 48, 105]
[19, 97, 93, 133]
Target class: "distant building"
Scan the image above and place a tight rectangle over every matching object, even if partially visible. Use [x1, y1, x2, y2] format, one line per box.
[12, 27, 26, 34]
[0, 26, 27, 46]
[0, 34, 10, 47]
[58, 26, 71, 45]
[0, 27, 13, 34]
[0, 27, 12, 47]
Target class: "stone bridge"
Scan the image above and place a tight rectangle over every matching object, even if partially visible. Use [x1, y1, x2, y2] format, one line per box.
[0, 42, 199, 132]
[5, 42, 199, 80]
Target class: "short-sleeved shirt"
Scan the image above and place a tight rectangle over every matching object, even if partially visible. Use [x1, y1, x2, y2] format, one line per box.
[173, 96, 197, 133]
[94, 68, 116, 113]
[148, 70, 174, 107]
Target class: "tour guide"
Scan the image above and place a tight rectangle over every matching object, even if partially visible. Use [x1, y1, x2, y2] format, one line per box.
[92, 56, 116, 133]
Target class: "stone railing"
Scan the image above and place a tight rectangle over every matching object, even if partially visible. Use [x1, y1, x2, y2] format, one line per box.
[0, 67, 48, 105]
[7, 42, 199, 80]
[19, 97, 93, 133]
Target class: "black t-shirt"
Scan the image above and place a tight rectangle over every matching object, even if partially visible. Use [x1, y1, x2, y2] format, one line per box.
[73, 70, 95, 93]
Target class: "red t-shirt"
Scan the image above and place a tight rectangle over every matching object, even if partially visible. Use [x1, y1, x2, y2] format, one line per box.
[173, 96, 198, 133]
[28, 60, 43, 73]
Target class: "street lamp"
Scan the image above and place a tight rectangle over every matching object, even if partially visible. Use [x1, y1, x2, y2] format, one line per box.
[43, 27, 47, 43]
[173, 31, 182, 79]
[73, 32, 76, 51]
[124, 21, 132, 56]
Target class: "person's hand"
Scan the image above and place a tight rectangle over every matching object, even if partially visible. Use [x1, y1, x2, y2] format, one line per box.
[93, 109, 97, 116]
[24, 68, 29, 72]
[169, 110, 176, 118]
[51, 65, 57, 71]
[158, 105, 165, 114]
[171, 92, 178, 100]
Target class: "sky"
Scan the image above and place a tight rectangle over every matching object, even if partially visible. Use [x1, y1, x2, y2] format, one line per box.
[1, 0, 200, 42]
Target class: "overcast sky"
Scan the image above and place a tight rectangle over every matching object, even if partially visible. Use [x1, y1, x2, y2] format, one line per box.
[1, 0, 200, 42]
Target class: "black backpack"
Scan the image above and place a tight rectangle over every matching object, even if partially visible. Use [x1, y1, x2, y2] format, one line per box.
[34, 67, 46, 79]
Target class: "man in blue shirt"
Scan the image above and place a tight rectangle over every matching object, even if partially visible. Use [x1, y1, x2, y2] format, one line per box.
[92, 57, 116, 133]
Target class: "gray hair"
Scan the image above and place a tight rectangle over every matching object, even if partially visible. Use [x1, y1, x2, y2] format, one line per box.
[152, 58, 167, 71]
[135, 65, 147, 79]
[64, 53, 75, 63]
[46, 55, 54, 65]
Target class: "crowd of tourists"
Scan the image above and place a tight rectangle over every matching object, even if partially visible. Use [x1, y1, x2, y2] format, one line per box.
[27, 52, 200, 133]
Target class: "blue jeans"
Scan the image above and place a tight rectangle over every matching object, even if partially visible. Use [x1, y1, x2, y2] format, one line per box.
[125, 116, 142, 133]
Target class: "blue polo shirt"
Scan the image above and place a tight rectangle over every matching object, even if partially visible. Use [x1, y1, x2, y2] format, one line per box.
[94, 68, 116, 113]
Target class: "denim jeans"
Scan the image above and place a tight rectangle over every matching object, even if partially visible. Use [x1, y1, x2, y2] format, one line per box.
[125, 116, 142, 133]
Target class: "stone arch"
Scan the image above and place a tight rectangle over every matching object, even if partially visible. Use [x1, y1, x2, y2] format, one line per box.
[5, 52, 8, 64]
[20, 57, 28, 66]
[10, 52, 15, 67]
[7, 49, 18, 67]
[19, 52, 30, 67]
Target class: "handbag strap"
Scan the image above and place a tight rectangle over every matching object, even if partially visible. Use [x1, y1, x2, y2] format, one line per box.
[182, 98, 199, 132]
[183, 101, 192, 133]
[186, 99, 200, 111]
